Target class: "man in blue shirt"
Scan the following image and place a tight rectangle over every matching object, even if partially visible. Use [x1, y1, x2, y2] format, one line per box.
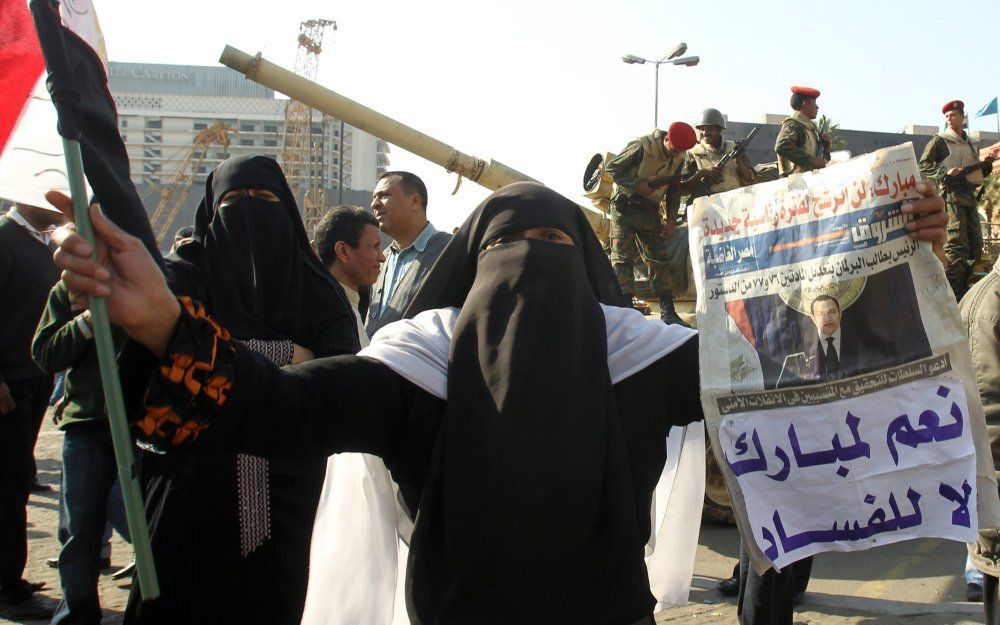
[366, 172, 450, 336]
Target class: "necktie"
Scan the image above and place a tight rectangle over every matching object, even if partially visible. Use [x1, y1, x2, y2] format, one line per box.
[825, 337, 839, 377]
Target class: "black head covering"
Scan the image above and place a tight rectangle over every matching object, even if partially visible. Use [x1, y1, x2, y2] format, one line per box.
[402, 181, 625, 316]
[404, 184, 649, 624]
[168, 155, 358, 355]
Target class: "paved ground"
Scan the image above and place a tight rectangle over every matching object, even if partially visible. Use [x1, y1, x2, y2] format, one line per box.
[3, 416, 131, 624]
[4, 412, 988, 624]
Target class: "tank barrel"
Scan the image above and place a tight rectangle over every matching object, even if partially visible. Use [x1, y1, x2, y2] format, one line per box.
[219, 45, 537, 189]
[218, 46, 608, 236]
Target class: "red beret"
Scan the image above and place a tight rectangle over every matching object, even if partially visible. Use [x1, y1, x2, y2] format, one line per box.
[791, 85, 820, 98]
[942, 100, 964, 114]
[667, 121, 697, 151]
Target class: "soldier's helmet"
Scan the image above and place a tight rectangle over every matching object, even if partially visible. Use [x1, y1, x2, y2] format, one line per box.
[696, 108, 726, 130]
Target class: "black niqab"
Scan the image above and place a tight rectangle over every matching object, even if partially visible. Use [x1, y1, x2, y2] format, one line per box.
[403, 181, 625, 316]
[169, 155, 358, 355]
[403, 184, 651, 625]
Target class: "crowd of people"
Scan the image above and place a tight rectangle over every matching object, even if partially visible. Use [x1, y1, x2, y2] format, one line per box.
[0, 83, 995, 625]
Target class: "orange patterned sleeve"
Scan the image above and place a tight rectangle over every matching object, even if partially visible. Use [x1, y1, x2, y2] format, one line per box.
[135, 297, 237, 448]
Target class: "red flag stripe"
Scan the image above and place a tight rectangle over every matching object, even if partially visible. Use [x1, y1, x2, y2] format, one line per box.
[0, 0, 46, 155]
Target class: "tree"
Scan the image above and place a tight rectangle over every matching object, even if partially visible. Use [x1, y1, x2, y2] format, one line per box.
[816, 115, 848, 152]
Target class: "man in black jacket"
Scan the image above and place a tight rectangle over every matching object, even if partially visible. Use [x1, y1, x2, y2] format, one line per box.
[0, 202, 63, 619]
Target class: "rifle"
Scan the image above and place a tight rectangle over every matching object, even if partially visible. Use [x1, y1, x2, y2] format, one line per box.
[717, 126, 760, 169]
[686, 126, 761, 204]
[942, 160, 990, 189]
[626, 173, 682, 208]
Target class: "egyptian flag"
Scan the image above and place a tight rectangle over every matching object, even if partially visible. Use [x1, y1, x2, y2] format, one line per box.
[27, 0, 160, 262]
[0, 0, 100, 208]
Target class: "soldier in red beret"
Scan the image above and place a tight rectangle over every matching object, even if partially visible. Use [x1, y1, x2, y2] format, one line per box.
[919, 99, 999, 300]
[604, 122, 715, 325]
[774, 86, 831, 176]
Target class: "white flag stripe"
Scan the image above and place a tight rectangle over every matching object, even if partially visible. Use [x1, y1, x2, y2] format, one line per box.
[0, 0, 103, 209]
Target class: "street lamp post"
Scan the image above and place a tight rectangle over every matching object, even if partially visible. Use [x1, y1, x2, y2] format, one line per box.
[622, 43, 700, 128]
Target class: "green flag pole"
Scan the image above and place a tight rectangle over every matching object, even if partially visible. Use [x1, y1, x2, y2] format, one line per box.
[61, 138, 159, 600]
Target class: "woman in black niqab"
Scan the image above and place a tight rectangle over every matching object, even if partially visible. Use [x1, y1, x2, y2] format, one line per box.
[124, 155, 360, 625]
[393, 183, 693, 625]
[122, 181, 703, 625]
[168, 154, 357, 352]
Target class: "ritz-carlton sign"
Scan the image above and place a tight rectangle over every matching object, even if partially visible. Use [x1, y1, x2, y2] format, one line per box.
[110, 66, 190, 82]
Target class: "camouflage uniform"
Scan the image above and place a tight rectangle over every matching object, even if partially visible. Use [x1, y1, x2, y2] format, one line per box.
[919, 128, 993, 300]
[683, 139, 756, 201]
[774, 111, 823, 176]
[604, 129, 686, 302]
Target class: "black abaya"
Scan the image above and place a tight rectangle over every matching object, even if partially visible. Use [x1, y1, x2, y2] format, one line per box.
[123, 156, 359, 625]
[134, 182, 704, 625]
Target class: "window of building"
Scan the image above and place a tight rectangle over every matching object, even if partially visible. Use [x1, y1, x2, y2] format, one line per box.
[333, 130, 339, 137]
[264, 124, 278, 133]
[194, 122, 208, 131]
[311, 124, 322, 133]
[145, 119, 162, 129]
[119, 119, 128, 129]
[240, 123, 255, 132]
[263, 139, 277, 147]
[239, 139, 254, 147]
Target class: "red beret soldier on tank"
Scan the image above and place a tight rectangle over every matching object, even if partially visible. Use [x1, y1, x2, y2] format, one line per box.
[775, 85, 831, 176]
[604, 121, 703, 326]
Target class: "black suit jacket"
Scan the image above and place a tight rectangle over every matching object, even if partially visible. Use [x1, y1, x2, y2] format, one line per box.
[804, 330, 865, 382]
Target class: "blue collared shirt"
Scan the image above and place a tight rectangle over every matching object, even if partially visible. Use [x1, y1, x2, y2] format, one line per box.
[374, 221, 439, 318]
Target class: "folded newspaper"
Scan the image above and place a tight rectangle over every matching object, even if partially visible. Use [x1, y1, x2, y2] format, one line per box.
[690, 142, 1000, 573]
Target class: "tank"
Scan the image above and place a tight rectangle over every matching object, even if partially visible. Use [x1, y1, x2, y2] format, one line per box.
[218, 45, 609, 240]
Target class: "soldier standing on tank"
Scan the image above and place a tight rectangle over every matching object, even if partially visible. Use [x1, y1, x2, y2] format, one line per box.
[604, 121, 714, 326]
[919, 100, 999, 301]
[774, 86, 830, 177]
[684, 108, 757, 203]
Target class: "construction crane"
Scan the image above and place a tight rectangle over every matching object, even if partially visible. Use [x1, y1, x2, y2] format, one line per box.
[147, 122, 231, 245]
[280, 18, 336, 233]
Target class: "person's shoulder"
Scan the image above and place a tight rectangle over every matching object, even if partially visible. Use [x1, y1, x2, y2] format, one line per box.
[687, 142, 709, 157]
[424, 229, 452, 255]
[780, 116, 804, 130]
[429, 229, 451, 243]
[961, 269, 1000, 322]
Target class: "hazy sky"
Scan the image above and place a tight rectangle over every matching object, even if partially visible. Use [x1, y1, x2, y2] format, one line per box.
[93, 0, 999, 230]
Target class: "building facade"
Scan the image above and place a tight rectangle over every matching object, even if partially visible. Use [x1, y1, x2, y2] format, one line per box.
[107, 61, 389, 243]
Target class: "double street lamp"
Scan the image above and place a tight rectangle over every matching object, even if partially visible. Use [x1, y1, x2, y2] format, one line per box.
[622, 43, 700, 128]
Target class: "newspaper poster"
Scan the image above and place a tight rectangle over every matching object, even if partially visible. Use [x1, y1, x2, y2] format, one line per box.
[690, 142, 1000, 573]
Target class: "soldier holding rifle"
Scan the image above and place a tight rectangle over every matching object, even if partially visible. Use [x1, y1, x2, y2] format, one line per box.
[683, 108, 758, 202]
[605, 122, 713, 326]
[919, 99, 999, 300]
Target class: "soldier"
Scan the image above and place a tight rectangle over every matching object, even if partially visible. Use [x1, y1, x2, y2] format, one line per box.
[919, 100, 999, 300]
[774, 86, 830, 177]
[605, 121, 709, 326]
[683, 108, 757, 202]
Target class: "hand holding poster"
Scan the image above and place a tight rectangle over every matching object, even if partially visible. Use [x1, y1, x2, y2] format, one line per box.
[691, 143, 1000, 573]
